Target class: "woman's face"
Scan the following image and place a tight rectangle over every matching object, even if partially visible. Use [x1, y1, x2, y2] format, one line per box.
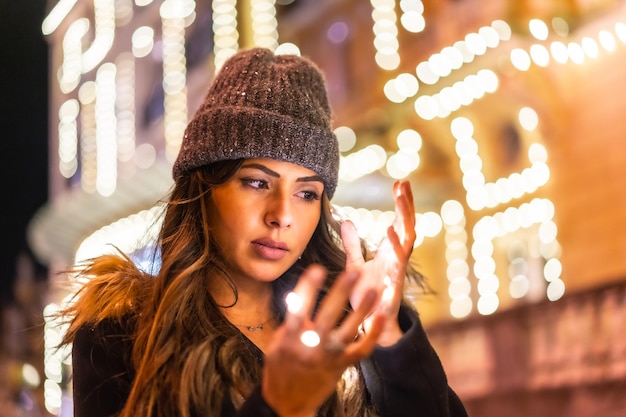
[208, 158, 323, 285]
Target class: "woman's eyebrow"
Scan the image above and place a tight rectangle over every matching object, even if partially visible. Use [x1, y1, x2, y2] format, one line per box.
[296, 175, 323, 184]
[241, 163, 279, 177]
[240, 163, 323, 183]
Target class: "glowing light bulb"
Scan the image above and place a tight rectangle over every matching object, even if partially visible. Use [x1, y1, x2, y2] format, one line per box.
[286, 291, 303, 314]
[300, 330, 321, 347]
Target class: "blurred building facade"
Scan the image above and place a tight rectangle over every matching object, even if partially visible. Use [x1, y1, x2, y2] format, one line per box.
[9, 0, 626, 415]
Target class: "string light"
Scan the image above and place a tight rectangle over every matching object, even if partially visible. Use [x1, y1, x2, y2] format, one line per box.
[300, 330, 321, 347]
[286, 292, 304, 314]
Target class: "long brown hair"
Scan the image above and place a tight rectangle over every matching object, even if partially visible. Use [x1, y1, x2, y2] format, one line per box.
[60, 159, 421, 417]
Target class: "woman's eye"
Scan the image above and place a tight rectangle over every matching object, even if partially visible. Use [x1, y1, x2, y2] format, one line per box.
[299, 190, 320, 202]
[241, 178, 268, 189]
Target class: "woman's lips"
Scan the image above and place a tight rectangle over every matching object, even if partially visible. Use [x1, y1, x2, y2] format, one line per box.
[251, 238, 289, 261]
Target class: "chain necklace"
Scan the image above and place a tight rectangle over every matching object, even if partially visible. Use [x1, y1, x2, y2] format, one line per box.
[236, 316, 276, 332]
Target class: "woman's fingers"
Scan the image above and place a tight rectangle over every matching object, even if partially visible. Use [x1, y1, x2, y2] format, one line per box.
[284, 264, 326, 332]
[390, 181, 416, 257]
[397, 180, 414, 206]
[341, 220, 365, 269]
[396, 182, 415, 223]
[284, 265, 385, 361]
[341, 311, 386, 363]
[317, 287, 382, 364]
[327, 286, 378, 342]
[314, 269, 361, 335]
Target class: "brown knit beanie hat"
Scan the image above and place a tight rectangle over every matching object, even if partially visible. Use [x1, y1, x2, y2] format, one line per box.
[173, 47, 340, 198]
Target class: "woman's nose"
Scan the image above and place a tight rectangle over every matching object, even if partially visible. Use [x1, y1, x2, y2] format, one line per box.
[264, 191, 293, 228]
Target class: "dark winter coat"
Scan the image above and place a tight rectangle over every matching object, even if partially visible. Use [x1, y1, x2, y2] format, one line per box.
[71, 306, 467, 417]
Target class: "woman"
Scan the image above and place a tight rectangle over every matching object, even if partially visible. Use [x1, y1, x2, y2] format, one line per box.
[60, 47, 467, 417]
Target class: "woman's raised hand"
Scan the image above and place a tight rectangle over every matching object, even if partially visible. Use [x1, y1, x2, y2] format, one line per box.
[341, 180, 417, 347]
[261, 181, 415, 416]
[262, 265, 384, 417]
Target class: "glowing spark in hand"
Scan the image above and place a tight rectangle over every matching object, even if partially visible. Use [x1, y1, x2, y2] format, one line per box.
[300, 330, 321, 347]
[286, 291, 303, 314]
[382, 275, 395, 303]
